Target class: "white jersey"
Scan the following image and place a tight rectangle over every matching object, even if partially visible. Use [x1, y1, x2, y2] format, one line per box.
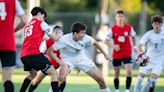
[139, 29, 164, 62]
[52, 33, 95, 59]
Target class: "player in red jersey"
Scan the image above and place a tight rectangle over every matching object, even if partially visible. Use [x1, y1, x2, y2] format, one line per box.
[31, 26, 66, 92]
[105, 10, 136, 92]
[20, 7, 64, 92]
[0, 0, 26, 92]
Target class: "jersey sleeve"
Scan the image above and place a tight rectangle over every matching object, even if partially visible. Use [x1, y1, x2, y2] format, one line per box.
[130, 26, 136, 37]
[85, 35, 95, 46]
[52, 37, 66, 50]
[139, 31, 150, 45]
[106, 28, 113, 40]
[40, 21, 52, 34]
[39, 41, 47, 53]
[15, 0, 24, 16]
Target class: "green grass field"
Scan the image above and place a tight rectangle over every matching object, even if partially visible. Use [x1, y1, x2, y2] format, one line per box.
[0, 68, 164, 92]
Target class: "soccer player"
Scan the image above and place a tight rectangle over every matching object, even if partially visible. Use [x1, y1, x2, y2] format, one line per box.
[47, 22, 111, 92]
[20, 7, 63, 92]
[105, 10, 136, 92]
[134, 15, 164, 92]
[29, 26, 66, 92]
[0, 0, 26, 92]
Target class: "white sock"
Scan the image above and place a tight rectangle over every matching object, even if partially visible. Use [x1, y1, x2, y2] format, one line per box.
[115, 89, 119, 92]
[134, 76, 143, 92]
[149, 78, 156, 87]
[125, 89, 130, 92]
[141, 78, 150, 92]
[48, 87, 52, 92]
[100, 88, 110, 92]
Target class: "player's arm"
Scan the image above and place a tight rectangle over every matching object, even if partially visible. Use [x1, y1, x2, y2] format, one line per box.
[47, 32, 61, 41]
[137, 31, 149, 54]
[14, 15, 27, 32]
[104, 28, 120, 51]
[93, 41, 111, 61]
[41, 22, 61, 41]
[14, 0, 27, 32]
[130, 27, 136, 46]
[47, 46, 65, 66]
[138, 43, 144, 53]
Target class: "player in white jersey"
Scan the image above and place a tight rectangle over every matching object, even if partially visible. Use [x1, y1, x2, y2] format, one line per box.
[47, 22, 111, 92]
[134, 15, 164, 92]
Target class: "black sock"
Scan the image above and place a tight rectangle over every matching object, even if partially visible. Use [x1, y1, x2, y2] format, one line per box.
[149, 87, 154, 92]
[20, 78, 31, 92]
[114, 78, 119, 89]
[60, 81, 66, 92]
[4, 81, 14, 92]
[126, 76, 132, 89]
[28, 84, 38, 92]
[51, 81, 59, 92]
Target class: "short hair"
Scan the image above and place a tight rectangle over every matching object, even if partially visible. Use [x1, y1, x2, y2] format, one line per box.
[31, 7, 47, 18]
[115, 9, 124, 15]
[71, 22, 87, 34]
[151, 15, 163, 24]
[53, 25, 63, 32]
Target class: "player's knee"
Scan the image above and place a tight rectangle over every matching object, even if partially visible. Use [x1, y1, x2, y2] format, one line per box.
[58, 76, 65, 82]
[127, 71, 132, 76]
[139, 73, 145, 78]
[49, 70, 58, 76]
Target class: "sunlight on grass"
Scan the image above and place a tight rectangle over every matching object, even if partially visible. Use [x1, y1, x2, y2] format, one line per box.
[0, 68, 164, 92]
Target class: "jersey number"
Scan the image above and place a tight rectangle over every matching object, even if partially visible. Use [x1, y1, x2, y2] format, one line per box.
[0, 2, 7, 21]
[24, 25, 33, 38]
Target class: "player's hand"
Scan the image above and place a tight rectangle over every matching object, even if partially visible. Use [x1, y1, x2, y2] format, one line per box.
[133, 45, 138, 54]
[104, 54, 112, 62]
[113, 45, 120, 51]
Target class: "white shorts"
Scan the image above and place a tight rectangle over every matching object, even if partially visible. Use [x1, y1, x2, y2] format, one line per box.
[139, 61, 163, 76]
[62, 56, 95, 72]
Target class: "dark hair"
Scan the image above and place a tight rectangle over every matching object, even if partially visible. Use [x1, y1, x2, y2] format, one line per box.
[151, 15, 163, 24]
[71, 22, 87, 34]
[31, 7, 47, 18]
[53, 25, 63, 32]
[115, 9, 124, 15]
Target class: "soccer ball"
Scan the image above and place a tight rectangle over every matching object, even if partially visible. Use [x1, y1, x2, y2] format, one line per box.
[135, 53, 149, 67]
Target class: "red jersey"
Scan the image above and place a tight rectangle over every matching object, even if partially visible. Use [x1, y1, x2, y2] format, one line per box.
[20, 18, 44, 57]
[0, 0, 16, 51]
[45, 39, 60, 68]
[111, 24, 132, 59]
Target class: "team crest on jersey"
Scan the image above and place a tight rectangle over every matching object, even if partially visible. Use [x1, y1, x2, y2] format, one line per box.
[118, 36, 125, 42]
[124, 31, 128, 36]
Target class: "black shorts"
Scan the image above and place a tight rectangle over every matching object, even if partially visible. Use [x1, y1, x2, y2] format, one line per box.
[21, 53, 52, 73]
[0, 51, 16, 67]
[112, 57, 132, 67]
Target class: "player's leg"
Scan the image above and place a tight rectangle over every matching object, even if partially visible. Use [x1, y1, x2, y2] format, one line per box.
[148, 64, 163, 92]
[113, 59, 122, 92]
[48, 64, 70, 92]
[85, 66, 110, 92]
[20, 69, 37, 92]
[134, 73, 145, 92]
[0, 51, 16, 92]
[123, 57, 133, 92]
[30, 70, 46, 88]
[21, 54, 59, 92]
[58, 65, 69, 92]
[134, 65, 150, 92]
